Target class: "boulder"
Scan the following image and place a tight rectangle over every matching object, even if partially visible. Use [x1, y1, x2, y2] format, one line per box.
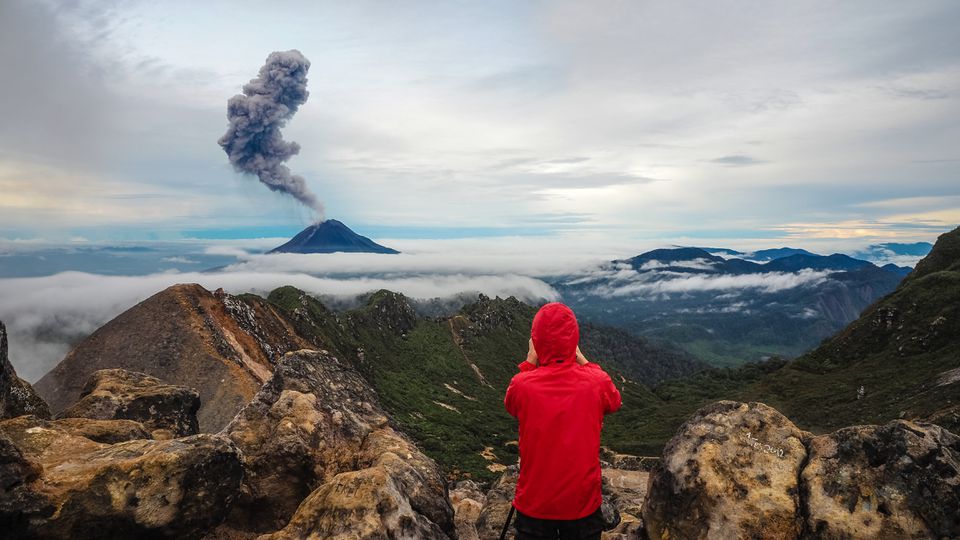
[0, 320, 50, 420]
[59, 368, 200, 439]
[802, 420, 960, 539]
[261, 428, 454, 540]
[216, 349, 454, 538]
[0, 414, 242, 539]
[643, 401, 810, 540]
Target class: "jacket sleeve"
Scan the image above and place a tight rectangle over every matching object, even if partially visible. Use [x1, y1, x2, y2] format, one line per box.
[602, 373, 622, 414]
[504, 376, 522, 418]
[517, 360, 536, 372]
[587, 364, 621, 414]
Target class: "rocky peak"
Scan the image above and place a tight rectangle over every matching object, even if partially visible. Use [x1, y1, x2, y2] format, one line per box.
[459, 294, 533, 333]
[358, 289, 418, 335]
[907, 225, 960, 281]
[34, 283, 307, 432]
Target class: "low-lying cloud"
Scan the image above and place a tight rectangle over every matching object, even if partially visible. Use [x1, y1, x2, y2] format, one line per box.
[584, 268, 832, 298]
[0, 270, 558, 383]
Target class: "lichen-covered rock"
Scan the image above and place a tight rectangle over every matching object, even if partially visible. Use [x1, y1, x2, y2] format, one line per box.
[802, 420, 960, 539]
[0, 431, 46, 533]
[261, 429, 453, 540]
[59, 368, 200, 439]
[601, 468, 648, 525]
[450, 480, 486, 540]
[0, 320, 51, 420]
[474, 465, 518, 540]
[0, 415, 242, 539]
[217, 349, 454, 538]
[643, 401, 810, 540]
[50, 416, 152, 444]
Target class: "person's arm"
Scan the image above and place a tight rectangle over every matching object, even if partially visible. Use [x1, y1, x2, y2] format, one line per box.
[517, 338, 538, 372]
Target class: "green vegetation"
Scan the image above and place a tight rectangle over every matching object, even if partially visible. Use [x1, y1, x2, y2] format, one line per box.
[251, 227, 960, 482]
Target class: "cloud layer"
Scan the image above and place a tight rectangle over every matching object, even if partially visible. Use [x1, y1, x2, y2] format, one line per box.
[0, 269, 557, 382]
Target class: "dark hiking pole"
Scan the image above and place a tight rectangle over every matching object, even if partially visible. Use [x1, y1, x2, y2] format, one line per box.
[498, 504, 516, 540]
[499, 459, 520, 540]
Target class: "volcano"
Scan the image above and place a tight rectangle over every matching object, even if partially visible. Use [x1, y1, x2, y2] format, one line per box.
[268, 220, 400, 254]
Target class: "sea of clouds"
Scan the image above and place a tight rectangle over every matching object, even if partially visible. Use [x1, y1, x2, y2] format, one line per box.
[0, 234, 906, 382]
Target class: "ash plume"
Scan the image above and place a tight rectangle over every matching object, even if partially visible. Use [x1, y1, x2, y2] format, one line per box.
[218, 50, 323, 217]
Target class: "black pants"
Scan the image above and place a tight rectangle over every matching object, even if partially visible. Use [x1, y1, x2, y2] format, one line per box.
[514, 507, 603, 540]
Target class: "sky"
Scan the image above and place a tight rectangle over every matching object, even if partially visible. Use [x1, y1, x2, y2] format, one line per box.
[1, 0, 960, 379]
[1, 0, 958, 250]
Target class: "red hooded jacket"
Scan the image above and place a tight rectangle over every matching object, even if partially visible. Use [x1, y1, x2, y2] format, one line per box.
[504, 303, 622, 520]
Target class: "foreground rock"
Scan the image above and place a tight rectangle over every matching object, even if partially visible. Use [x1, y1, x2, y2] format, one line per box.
[0, 414, 242, 539]
[802, 420, 960, 539]
[469, 463, 647, 540]
[0, 320, 50, 420]
[644, 401, 960, 540]
[473, 466, 519, 540]
[643, 401, 810, 540]
[59, 368, 200, 439]
[450, 480, 486, 540]
[213, 349, 454, 539]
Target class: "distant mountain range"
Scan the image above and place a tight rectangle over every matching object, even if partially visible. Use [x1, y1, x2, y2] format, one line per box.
[269, 219, 400, 254]
[553, 245, 908, 366]
[650, 225, 960, 437]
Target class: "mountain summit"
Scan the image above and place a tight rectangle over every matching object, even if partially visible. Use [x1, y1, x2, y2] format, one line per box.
[268, 219, 400, 254]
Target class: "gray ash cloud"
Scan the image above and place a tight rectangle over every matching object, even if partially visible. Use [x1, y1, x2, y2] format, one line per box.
[218, 50, 323, 217]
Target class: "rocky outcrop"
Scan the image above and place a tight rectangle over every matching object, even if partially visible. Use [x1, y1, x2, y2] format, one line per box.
[35, 284, 312, 432]
[468, 463, 647, 540]
[802, 421, 960, 539]
[0, 320, 50, 420]
[473, 465, 519, 540]
[643, 401, 811, 540]
[59, 368, 200, 439]
[450, 480, 486, 540]
[215, 349, 454, 539]
[0, 414, 242, 539]
[645, 400, 960, 540]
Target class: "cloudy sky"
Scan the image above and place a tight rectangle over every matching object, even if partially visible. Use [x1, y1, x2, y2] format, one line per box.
[1, 0, 958, 249]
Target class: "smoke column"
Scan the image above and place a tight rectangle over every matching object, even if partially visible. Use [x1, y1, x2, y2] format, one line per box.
[218, 50, 323, 217]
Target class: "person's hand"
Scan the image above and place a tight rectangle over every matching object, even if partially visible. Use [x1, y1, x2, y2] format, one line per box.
[525, 338, 538, 367]
[575, 346, 589, 365]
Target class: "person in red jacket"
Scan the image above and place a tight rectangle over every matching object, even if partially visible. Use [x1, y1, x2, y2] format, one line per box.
[504, 302, 622, 539]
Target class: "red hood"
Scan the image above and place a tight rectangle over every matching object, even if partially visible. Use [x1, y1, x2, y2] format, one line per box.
[531, 302, 579, 366]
